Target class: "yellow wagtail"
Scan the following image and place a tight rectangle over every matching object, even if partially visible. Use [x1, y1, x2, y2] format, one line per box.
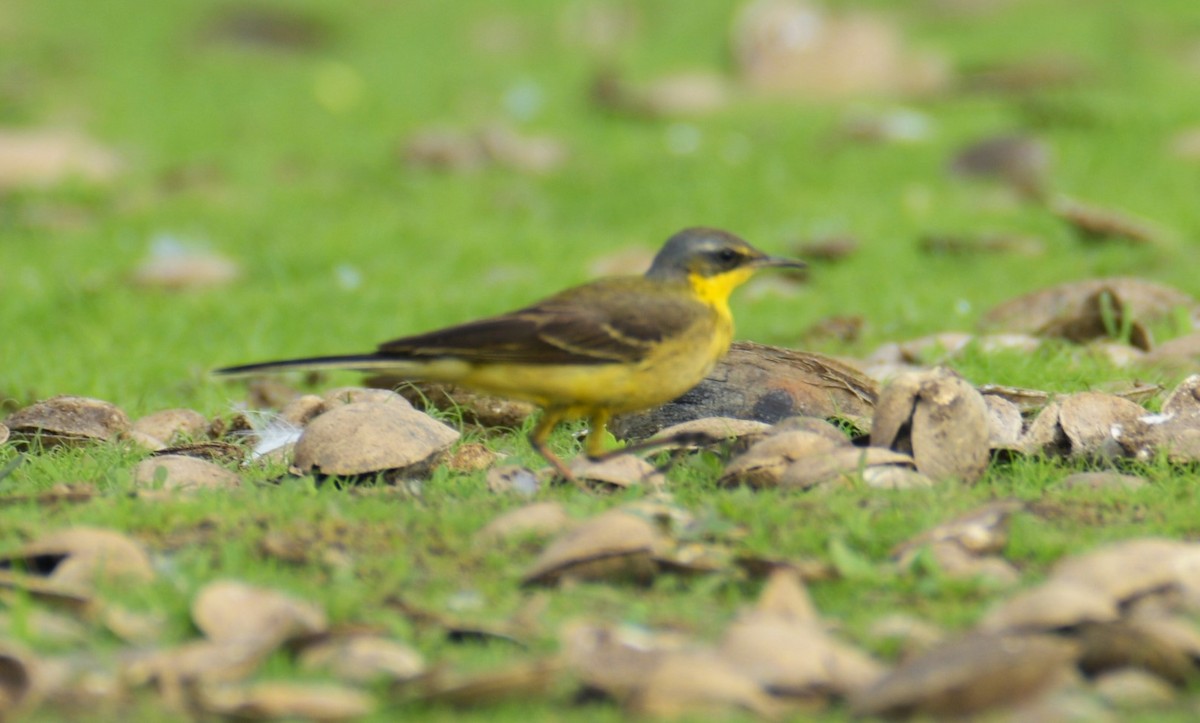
[217, 227, 805, 477]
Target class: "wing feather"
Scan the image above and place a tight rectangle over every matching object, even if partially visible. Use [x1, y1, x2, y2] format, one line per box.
[376, 278, 707, 366]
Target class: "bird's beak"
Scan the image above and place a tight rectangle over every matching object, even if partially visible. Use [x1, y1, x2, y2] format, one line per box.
[752, 255, 807, 270]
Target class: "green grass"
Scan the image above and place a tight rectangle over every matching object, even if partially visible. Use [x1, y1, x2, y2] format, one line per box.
[5, 0, 1200, 719]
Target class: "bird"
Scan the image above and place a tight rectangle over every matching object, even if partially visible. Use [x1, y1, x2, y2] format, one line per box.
[216, 227, 805, 478]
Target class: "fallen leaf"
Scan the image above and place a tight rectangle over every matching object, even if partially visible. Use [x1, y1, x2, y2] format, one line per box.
[948, 133, 1051, 199]
[849, 632, 1079, 718]
[731, 0, 949, 98]
[297, 633, 425, 684]
[981, 578, 1120, 633]
[5, 396, 130, 448]
[476, 502, 573, 543]
[592, 70, 731, 118]
[778, 446, 920, 490]
[130, 408, 208, 446]
[871, 368, 990, 482]
[1093, 668, 1177, 708]
[0, 527, 155, 590]
[292, 401, 460, 478]
[192, 579, 327, 646]
[199, 5, 332, 52]
[415, 658, 562, 707]
[1057, 471, 1148, 491]
[1053, 538, 1200, 603]
[522, 509, 668, 586]
[0, 129, 122, 189]
[719, 429, 846, 488]
[195, 681, 375, 721]
[892, 500, 1024, 564]
[628, 649, 780, 719]
[720, 615, 884, 700]
[567, 455, 665, 491]
[132, 455, 241, 492]
[1051, 195, 1168, 247]
[980, 277, 1194, 336]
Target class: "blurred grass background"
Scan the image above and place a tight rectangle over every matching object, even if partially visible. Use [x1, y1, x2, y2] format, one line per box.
[3, 0, 1199, 417]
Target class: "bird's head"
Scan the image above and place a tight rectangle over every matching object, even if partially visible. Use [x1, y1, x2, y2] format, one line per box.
[645, 227, 806, 306]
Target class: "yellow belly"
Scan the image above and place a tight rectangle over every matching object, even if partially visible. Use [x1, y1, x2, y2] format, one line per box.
[420, 314, 732, 417]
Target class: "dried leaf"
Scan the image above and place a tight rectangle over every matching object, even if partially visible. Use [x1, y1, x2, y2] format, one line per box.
[1094, 669, 1177, 708]
[860, 465, 935, 490]
[1058, 391, 1145, 459]
[732, 0, 949, 98]
[561, 620, 682, 701]
[1052, 538, 1200, 603]
[778, 446, 917, 490]
[867, 614, 944, 657]
[416, 659, 562, 707]
[649, 416, 773, 453]
[192, 580, 327, 646]
[849, 632, 1079, 718]
[522, 509, 668, 586]
[592, 70, 731, 118]
[628, 649, 780, 719]
[476, 502, 573, 543]
[292, 401, 459, 477]
[132, 455, 241, 492]
[0, 527, 155, 590]
[0, 646, 33, 714]
[298, 634, 425, 683]
[720, 615, 884, 699]
[892, 500, 1024, 565]
[1161, 374, 1200, 417]
[0, 129, 122, 189]
[5, 396, 130, 448]
[1018, 400, 1069, 456]
[980, 278, 1194, 336]
[978, 384, 1052, 413]
[1075, 620, 1195, 685]
[948, 133, 1051, 199]
[568, 455, 665, 491]
[1051, 195, 1168, 247]
[872, 368, 990, 482]
[919, 233, 1045, 257]
[123, 638, 273, 688]
[200, 5, 332, 52]
[130, 409, 208, 446]
[718, 430, 846, 488]
[196, 681, 375, 721]
[754, 567, 817, 623]
[1057, 471, 1147, 491]
[980, 579, 1120, 633]
[984, 395, 1023, 449]
[478, 124, 568, 174]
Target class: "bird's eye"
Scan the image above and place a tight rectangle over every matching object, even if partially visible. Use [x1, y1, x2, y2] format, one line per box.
[716, 248, 738, 263]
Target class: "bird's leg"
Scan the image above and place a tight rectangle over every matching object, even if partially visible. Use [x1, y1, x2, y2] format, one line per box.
[529, 408, 589, 490]
[583, 409, 612, 460]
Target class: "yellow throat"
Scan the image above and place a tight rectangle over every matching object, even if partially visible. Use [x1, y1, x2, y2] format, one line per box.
[687, 267, 755, 321]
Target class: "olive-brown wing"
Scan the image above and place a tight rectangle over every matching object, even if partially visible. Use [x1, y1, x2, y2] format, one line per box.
[376, 279, 708, 366]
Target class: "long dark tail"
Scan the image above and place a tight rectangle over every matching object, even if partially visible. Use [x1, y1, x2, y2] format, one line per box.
[214, 354, 412, 377]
